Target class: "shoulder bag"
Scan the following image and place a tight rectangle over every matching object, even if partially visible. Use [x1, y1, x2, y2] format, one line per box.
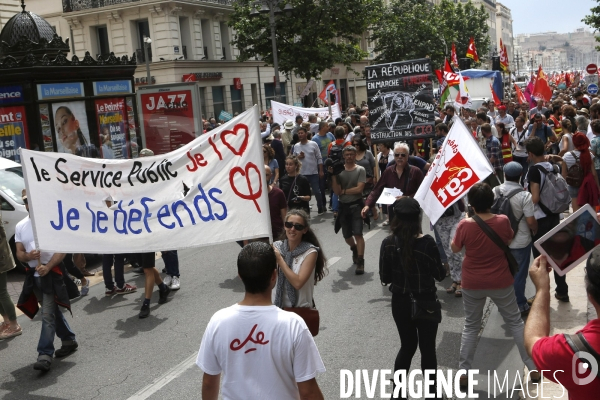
[284, 299, 320, 336]
[472, 214, 518, 277]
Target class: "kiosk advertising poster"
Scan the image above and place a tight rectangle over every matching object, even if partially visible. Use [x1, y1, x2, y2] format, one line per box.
[366, 58, 436, 143]
[0, 105, 28, 162]
[95, 98, 129, 159]
[52, 101, 100, 158]
[137, 83, 201, 155]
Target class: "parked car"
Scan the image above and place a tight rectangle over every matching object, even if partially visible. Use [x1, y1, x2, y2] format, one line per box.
[0, 157, 28, 273]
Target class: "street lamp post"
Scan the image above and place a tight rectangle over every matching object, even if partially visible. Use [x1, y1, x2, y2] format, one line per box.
[250, 1, 293, 104]
[144, 37, 152, 85]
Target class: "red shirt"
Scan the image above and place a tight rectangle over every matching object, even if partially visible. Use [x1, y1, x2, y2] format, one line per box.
[532, 319, 600, 399]
[452, 216, 514, 290]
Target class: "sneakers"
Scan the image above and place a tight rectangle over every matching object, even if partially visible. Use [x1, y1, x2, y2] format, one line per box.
[80, 278, 90, 297]
[55, 342, 78, 358]
[355, 258, 365, 275]
[105, 287, 117, 296]
[115, 283, 137, 295]
[158, 286, 171, 304]
[139, 303, 150, 319]
[555, 292, 570, 302]
[163, 275, 172, 287]
[170, 276, 181, 290]
[33, 360, 51, 372]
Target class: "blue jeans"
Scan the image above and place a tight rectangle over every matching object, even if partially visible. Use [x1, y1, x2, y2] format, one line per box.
[304, 174, 324, 211]
[33, 276, 76, 361]
[511, 243, 532, 312]
[433, 226, 448, 263]
[161, 250, 180, 277]
[102, 254, 126, 290]
[332, 193, 339, 212]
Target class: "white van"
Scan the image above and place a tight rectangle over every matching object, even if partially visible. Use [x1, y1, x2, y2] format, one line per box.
[0, 157, 28, 272]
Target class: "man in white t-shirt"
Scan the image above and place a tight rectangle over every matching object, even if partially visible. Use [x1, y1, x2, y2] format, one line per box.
[197, 242, 325, 400]
[15, 190, 77, 372]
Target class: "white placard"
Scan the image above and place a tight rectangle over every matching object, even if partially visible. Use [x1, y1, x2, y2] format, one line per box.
[270, 101, 341, 125]
[376, 188, 403, 205]
[20, 106, 271, 254]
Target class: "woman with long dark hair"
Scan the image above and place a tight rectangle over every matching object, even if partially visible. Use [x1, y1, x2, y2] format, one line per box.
[273, 210, 327, 309]
[278, 155, 312, 215]
[379, 198, 445, 398]
[54, 106, 99, 158]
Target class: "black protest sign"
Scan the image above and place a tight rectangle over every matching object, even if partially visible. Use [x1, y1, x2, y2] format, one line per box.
[366, 58, 436, 143]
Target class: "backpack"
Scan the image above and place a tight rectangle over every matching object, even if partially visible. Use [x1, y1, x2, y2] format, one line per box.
[329, 142, 344, 162]
[536, 164, 570, 214]
[566, 151, 584, 188]
[491, 187, 524, 238]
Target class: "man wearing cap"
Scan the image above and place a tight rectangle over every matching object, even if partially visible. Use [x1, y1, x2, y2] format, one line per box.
[525, 250, 600, 397]
[16, 190, 78, 372]
[495, 105, 515, 129]
[493, 162, 538, 316]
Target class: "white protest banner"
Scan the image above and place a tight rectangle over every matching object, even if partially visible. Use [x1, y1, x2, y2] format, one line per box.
[20, 106, 271, 254]
[270, 101, 341, 125]
[414, 118, 493, 225]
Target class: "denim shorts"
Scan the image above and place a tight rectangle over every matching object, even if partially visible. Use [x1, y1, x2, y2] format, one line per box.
[340, 203, 364, 239]
[568, 185, 579, 199]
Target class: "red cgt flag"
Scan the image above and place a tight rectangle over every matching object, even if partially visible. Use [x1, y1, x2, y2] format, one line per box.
[490, 84, 501, 106]
[318, 80, 338, 104]
[451, 43, 459, 69]
[466, 37, 479, 62]
[514, 83, 527, 104]
[532, 65, 552, 102]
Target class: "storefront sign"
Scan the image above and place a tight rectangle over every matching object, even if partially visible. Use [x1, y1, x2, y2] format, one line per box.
[366, 58, 435, 143]
[233, 78, 242, 90]
[182, 72, 223, 82]
[0, 105, 28, 162]
[93, 80, 133, 96]
[37, 82, 85, 100]
[95, 98, 129, 159]
[0, 85, 24, 105]
[140, 89, 196, 155]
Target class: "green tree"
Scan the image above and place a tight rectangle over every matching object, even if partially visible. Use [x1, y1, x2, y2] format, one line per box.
[229, 0, 383, 81]
[371, 0, 489, 69]
[583, 2, 600, 51]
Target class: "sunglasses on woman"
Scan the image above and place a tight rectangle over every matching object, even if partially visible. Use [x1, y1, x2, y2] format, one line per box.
[284, 221, 305, 231]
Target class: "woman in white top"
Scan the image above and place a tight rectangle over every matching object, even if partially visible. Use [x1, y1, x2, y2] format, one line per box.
[558, 119, 574, 157]
[273, 210, 328, 308]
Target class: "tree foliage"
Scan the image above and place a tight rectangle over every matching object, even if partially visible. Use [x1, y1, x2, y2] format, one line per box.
[371, 0, 490, 69]
[229, 0, 383, 81]
[583, 2, 600, 51]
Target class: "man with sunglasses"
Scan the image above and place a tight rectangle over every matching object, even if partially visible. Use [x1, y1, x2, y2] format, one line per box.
[527, 113, 557, 150]
[331, 146, 367, 274]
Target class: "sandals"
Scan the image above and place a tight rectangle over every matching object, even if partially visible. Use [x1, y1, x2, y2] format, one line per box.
[455, 284, 462, 297]
[446, 282, 458, 294]
[0, 325, 22, 340]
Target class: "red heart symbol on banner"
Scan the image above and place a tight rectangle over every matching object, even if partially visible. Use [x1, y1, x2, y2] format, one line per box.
[229, 162, 262, 212]
[222, 123, 249, 156]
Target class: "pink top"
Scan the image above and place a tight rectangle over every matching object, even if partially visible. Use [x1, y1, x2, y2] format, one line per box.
[452, 215, 514, 290]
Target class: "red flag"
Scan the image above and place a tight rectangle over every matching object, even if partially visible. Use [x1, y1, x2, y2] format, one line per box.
[532, 65, 552, 102]
[466, 37, 479, 62]
[503, 43, 510, 70]
[490, 84, 501, 106]
[514, 83, 526, 104]
[318, 80, 338, 104]
[443, 59, 466, 86]
[451, 43, 459, 69]
[499, 39, 508, 72]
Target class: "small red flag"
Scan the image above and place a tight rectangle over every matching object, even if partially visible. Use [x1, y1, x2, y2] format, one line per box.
[466, 37, 479, 62]
[490, 84, 501, 106]
[451, 43, 459, 69]
[514, 83, 527, 104]
[532, 65, 552, 102]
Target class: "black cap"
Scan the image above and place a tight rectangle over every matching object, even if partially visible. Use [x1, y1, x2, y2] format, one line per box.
[393, 197, 421, 221]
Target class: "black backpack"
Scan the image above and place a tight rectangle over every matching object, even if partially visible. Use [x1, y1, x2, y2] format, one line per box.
[566, 151, 584, 188]
[491, 186, 524, 238]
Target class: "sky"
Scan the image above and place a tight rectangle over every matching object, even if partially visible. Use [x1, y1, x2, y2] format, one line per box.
[500, 0, 597, 35]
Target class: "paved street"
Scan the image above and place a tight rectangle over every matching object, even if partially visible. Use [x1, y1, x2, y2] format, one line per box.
[0, 208, 487, 399]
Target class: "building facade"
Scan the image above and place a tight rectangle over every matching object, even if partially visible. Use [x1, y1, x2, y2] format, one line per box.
[25, 0, 368, 120]
[495, 2, 513, 66]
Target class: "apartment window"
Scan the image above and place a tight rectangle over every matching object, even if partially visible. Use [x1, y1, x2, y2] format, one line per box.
[264, 83, 287, 107]
[212, 86, 226, 118]
[96, 26, 110, 58]
[135, 20, 151, 62]
[201, 20, 212, 59]
[199, 87, 207, 120]
[220, 22, 230, 60]
[230, 85, 244, 115]
[179, 17, 191, 60]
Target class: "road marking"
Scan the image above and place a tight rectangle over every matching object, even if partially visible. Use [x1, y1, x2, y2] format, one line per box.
[326, 257, 341, 268]
[127, 353, 197, 400]
[363, 228, 382, 241]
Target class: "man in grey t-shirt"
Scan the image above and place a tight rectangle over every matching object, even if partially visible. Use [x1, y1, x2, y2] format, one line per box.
[331, 146, 366, 275]
[291, 127, 325, 214]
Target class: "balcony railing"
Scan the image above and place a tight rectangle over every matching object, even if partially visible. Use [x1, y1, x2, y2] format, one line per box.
[63, 0, 233, 12]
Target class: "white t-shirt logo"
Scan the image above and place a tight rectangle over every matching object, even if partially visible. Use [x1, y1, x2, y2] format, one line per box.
[229, 324, 270, 354]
